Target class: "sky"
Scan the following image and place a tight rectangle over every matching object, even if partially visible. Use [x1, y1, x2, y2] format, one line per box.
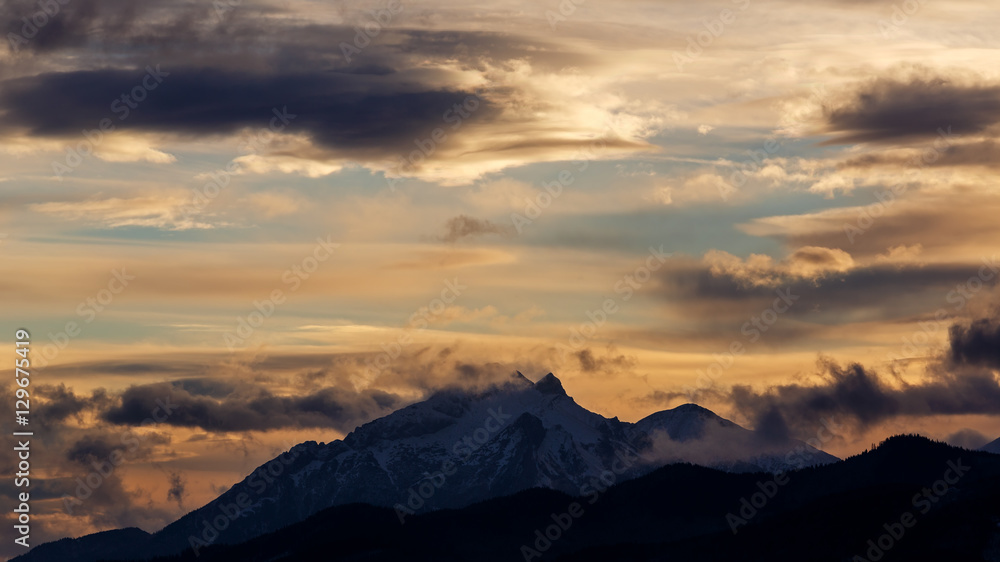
[2, 0, 1000, 554]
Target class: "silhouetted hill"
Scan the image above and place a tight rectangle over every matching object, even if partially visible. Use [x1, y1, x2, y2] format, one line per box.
[7, 528, 151, 562]
[130, 435, 1000, 562]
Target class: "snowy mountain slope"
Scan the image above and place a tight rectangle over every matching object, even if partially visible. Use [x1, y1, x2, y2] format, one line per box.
[631, 402, 839, 472]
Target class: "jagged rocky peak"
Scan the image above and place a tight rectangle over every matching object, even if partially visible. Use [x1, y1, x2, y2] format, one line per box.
[533, 372, 568, 396]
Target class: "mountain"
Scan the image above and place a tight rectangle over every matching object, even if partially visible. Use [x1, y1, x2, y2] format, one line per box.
[982, 437, 1000, 454]
[630, 402, 837, 473]
[129, 436, 1000, 561]
[14, 372, 837, 562]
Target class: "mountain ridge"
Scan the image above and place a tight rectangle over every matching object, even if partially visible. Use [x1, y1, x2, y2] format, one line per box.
[94, 435, 1000, 562]
[981, 436, 1000, 454]
[13, 372, 838, 562]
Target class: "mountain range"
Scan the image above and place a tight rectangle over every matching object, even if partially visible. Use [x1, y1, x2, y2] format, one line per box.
[14, 372, 999, 562]
[138, 435, 1000, 561]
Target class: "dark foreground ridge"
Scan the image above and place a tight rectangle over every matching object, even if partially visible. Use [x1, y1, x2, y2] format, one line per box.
[23, 435, 1000, 562]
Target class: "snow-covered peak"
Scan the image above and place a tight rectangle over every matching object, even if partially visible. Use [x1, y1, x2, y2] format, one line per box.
[344, 371, 598, 450]
[533, 373, 567, 396]
[632, 402, 737, 442]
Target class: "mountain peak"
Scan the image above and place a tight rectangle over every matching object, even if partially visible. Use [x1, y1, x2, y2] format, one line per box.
[670, 403, 715, 416]
[533, 373, 567, 396]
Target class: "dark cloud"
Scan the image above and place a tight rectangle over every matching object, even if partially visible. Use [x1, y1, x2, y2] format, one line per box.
[35, 384, 108, 429]
[66, 432, 170, 465]
[574, 348, 637, 376]
[23, 351, 554, 434]
[0, 67, 497, 158]
[2, 0, 219, 54]
[0, 1, 654, 189]
[39, 358, 213, 380]
[58, 431, 177, 530]
[0, 0, 619, 179]
[3, 0, 585, 71]
[444, 361, 528, 389]
[101, 380, 404, 432]
[165, 470, 186, 510]
[949, 315, 1000, 368]
[724, 359, 1000, 440]
[820, 74, 1000, 145]
[438, 215, 513, 243]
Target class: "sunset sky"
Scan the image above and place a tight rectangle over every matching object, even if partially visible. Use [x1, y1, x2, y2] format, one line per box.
[3, 0, 1000, 554]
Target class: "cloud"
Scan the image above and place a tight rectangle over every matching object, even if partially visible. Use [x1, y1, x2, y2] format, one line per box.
[839, 139, 1000, 170]
[949, 315, 1000, 368]
[0, 0, 677, 187]
[673, 311, 1000, 440]
[29, 194, 216, 230]
[724, 358, 1000, 441]
[165, 470, 186, 510]
[0, 67, 496, 155]
[57, 430, 177, 530]
[34, 384, 110, 429]
[0, 0, 219, 55]
[627, 250, 1000, 352]
[738, 193, 1000, 261]
[875, 244, 923, 265]
[66, 432, 170, 466]
[704, 246, 855, 288]
[575, 347, 637, 377]
[819, 72, 1000, 145]
[102, 379, 405, 432]
[0, 17, 664, 185]
[677, 257, 996, 324]
[438, 215, 514, 243]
